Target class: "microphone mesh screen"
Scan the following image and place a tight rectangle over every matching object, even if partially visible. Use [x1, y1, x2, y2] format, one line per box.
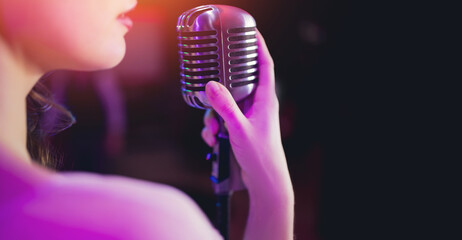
[179, 30, 219, 93]
[227, 27, 258, 88]
[177, 5, 258, 109]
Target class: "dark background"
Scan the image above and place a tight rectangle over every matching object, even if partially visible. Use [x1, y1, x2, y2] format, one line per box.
[43, 0, 455, 239]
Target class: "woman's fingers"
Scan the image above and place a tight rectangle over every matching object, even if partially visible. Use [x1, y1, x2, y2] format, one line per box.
[201, 110, 219, 147]
[253, 30, 277, 106]
[202, 31, 276, 147]
[203, 109, 219, 134]
[205, 81, 246, 130]
[256, 30, 274, 67]
[201, 126, 216, 147]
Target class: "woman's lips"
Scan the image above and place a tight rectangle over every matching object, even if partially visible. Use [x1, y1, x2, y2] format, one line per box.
[118, 14, 133, 30]
[117, 2, 137, 31]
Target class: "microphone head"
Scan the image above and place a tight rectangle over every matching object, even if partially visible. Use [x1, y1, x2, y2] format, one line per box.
[177, 5, 258, 109]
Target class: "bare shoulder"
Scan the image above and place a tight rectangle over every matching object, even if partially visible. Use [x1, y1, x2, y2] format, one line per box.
[2, 172, 222, 240]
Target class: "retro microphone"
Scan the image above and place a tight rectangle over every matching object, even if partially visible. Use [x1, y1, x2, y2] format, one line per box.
[177, 5, 258, 239]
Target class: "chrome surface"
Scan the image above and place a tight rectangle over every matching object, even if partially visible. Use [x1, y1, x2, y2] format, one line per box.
[177, 5, 258, 109]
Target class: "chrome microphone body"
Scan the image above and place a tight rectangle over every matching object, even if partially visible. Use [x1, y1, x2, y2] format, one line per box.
[177, 5, 258, 194]
[177, 5, 258, 239]
[178, 5, 258, 109]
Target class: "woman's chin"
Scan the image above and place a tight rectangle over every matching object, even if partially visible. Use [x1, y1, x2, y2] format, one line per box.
[74, 49, 126, 71]
[38, 40, 127, 72]
[89, 58, 124, 71]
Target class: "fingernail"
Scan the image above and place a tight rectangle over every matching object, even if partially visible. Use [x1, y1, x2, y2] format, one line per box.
[206, 81, 220, 95]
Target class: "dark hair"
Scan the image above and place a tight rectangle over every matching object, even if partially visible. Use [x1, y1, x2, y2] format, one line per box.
[26, 79, 75, 169]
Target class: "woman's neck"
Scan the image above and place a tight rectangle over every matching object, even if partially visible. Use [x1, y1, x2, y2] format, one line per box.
[0, 37, 43, 164]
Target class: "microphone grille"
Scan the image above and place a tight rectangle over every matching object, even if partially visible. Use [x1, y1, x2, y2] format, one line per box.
[226, 26, 258, 88]
[177, 5, 258, 109]
[179, 30, 219, 93]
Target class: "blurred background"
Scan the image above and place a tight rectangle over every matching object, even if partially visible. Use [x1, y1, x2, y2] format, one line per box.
[39, 0, 447, 239]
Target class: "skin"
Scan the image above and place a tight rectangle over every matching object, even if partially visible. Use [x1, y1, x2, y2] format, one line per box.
[0, 0, 294, 239]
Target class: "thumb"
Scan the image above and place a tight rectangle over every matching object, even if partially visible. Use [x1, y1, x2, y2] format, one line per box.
[205, 81, 246, 128]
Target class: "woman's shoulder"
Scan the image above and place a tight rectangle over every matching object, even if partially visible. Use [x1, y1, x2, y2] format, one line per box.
[1, 171, 222, 239]
[51, 171, 192, 207]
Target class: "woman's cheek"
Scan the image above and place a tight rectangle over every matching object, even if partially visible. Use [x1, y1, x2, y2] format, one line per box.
[68, 10, 128, 70]
[44, 12, 126, 71]
[81, 32, 126, 69]
[81, 33, 127, 70]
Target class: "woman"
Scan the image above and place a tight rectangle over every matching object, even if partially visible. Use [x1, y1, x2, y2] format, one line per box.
[0, 0, 294, 239]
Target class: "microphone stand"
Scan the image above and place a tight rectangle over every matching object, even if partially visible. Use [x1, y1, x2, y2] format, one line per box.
[208, 117, 243, 240]
[209, 100, 249, 240]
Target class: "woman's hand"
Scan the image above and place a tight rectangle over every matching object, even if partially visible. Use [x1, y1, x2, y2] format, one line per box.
[202, 31, 294, 239]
